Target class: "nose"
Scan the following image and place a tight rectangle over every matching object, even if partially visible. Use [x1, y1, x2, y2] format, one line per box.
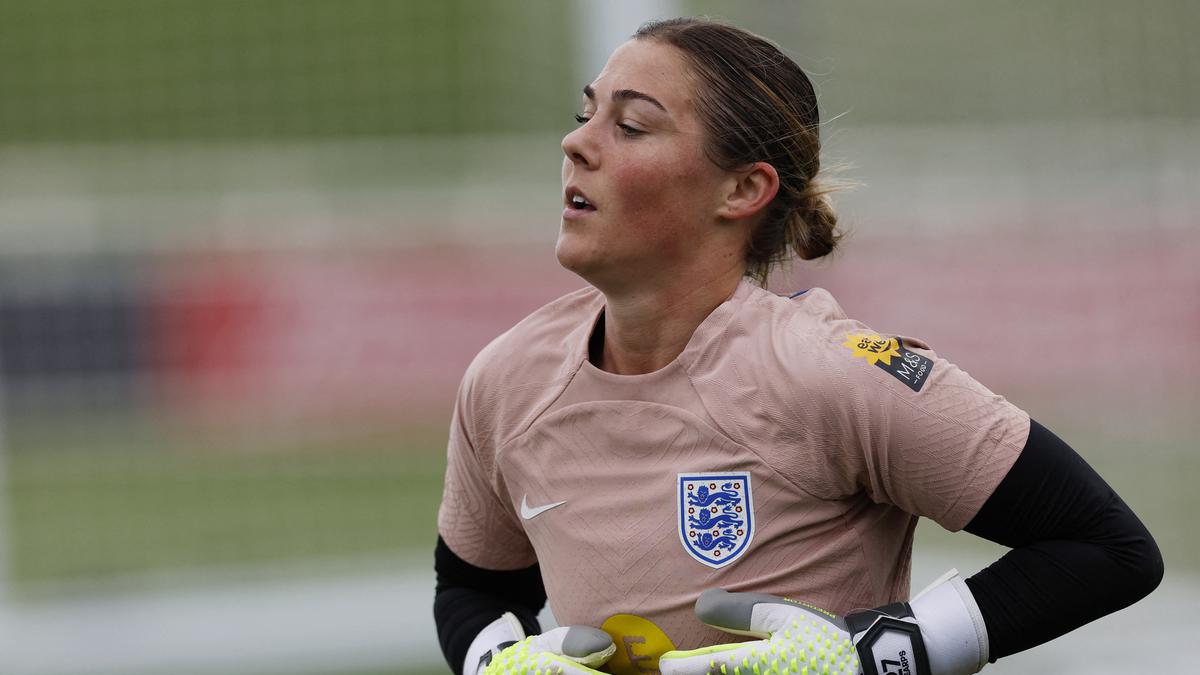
[561, 123, 595, 169]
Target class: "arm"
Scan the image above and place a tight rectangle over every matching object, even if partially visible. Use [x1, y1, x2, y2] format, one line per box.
[821, 331, 1161, 661]
[963, 418, 1164, 659]
[434, 536, 617, 675]
[434, 536, 547, 675]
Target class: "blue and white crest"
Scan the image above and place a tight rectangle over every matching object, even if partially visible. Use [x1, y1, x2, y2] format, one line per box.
[678, 472, 754, 568]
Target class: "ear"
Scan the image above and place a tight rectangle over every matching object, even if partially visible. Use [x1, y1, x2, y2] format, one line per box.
[716, 162, 779, 221]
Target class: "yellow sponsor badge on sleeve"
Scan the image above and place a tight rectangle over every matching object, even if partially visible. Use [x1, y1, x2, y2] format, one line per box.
[843, 333, 933, 392]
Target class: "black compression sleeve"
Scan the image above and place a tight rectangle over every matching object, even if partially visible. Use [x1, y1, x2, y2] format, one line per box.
[963, 419, 1163, 660]
[434, 536, 547, 675]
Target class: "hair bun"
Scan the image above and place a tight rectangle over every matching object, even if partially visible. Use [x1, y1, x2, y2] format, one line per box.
[789, 180, 841, 261]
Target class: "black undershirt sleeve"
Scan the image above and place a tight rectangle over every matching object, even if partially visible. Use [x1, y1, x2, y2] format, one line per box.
[963, 419, 1163, 661]
[434, 536, 547, 675]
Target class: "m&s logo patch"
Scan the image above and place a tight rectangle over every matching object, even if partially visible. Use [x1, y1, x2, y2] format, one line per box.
[843, 333, 933, 393]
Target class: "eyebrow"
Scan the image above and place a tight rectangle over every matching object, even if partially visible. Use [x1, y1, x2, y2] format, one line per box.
[583, 85, 668, 113]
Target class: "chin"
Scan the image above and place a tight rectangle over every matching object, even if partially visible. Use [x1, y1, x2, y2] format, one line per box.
[554, 233, 607, 282]
[554, 236, 588, 275]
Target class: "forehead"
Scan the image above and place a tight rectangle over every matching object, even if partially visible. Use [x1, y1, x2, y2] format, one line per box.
[590, 39, 697, 112]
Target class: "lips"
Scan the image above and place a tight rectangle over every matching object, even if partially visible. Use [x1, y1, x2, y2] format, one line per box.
[564, 186, 596, 211]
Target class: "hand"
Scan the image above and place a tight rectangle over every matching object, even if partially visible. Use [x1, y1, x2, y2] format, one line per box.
[468, 612, 617, 675]
[659, 571, 988, 675]
[658, 590, 864, 675]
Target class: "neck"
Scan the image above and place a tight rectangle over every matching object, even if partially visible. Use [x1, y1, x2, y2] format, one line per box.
[594, 265, 745, 375]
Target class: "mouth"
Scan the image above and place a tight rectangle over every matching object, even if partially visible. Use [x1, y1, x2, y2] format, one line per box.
[564, 186, 596, 212]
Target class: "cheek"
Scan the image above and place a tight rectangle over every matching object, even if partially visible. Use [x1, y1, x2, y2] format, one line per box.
[610, 154, 709, 237]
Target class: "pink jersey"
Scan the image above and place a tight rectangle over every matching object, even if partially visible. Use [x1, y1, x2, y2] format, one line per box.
[438, 279, 1029, 664]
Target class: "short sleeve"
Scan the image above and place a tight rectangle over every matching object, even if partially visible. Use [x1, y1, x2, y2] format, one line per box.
[828, 332, 1031, 531]
[437, 370, 538, 570]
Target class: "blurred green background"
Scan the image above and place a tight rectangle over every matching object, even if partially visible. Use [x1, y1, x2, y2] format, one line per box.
[4, 0, 1196, 141]
[0, 1, 1196, 673]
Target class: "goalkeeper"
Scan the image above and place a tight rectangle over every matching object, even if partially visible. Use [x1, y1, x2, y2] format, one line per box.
[433, 17, 1163, 675]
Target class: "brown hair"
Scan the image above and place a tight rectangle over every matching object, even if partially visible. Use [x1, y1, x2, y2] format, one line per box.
[634, 18, 841, 285]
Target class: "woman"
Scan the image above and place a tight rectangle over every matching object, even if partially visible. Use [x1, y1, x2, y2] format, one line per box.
[434, 18, 1162, 675]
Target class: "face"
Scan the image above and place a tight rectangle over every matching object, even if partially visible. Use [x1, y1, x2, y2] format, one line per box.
[557, 39, 735, 289]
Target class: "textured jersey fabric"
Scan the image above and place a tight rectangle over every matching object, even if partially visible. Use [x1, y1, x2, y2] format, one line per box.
[437, 279, 1030, 651]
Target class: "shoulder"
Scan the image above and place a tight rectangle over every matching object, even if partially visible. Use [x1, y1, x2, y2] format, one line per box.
[469, 284, 601, 385]
[736, 285, 1014, 411]
[689, 285, 862, 412]
[744, 286, 848, 331]
[733, 285, 864, 364]
[722, 285, 929, 401]
[459, 285, 603, 446]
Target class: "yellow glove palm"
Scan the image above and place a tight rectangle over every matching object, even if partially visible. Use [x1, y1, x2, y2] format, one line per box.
[481, 621, 616, 675]
[658, 590, 861, 675]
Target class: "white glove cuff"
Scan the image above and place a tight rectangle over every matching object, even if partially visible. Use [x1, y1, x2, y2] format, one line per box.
[909, 570, 990, 675]
[463, 612, 526, 675]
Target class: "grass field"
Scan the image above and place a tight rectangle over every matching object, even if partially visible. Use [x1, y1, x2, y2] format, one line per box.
[0, 0, 575, 142]
[4, 423, 448, 592]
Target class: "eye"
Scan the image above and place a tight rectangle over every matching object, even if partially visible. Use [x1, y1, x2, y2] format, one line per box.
[617, 123, 644, 137]
[574, 114, 590, 125]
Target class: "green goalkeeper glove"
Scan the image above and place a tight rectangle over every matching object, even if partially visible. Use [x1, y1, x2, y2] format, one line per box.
[465, 611, 617, 675]
[658, 570, 989, 675]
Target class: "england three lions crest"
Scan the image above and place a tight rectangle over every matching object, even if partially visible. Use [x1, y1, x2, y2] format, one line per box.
[678, 472, 754, 568]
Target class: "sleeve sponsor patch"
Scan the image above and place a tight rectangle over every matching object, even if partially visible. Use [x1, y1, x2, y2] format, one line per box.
[842, 333, 933, 392]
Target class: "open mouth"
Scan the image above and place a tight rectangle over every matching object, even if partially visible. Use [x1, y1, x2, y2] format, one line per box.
[565, 188, 596, 211]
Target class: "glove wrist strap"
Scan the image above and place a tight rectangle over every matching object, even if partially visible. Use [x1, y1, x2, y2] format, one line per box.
[908, 572, 989, 675]
[464, 612, 525, 675]
[846, 570, 989, 675]
[847, 603, 932, 675]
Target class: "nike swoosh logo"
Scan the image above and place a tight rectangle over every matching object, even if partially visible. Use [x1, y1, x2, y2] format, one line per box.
[520, 495, 566, 520]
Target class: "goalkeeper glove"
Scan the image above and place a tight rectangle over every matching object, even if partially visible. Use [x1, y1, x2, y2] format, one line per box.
[464, 611, 617, 675]
[658, 570, 989, 675]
